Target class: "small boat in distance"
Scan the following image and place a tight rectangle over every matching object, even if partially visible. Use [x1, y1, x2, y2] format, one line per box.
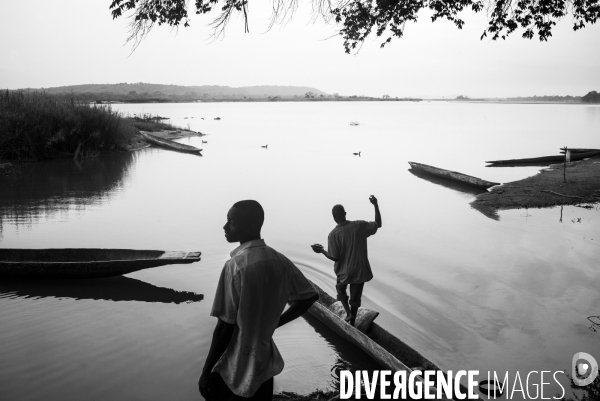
[350, 121, 359, 126]
[408, 161, 500, 189]
[140, 131, 202, 155]
[0, 248, 201, 279]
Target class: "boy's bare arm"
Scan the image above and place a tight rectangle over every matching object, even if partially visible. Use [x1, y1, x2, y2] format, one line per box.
[370, 195, 382, 227]
[277, 294, 319, 328]
[310, 244, 339, 262]
[198, 318, 235, 398]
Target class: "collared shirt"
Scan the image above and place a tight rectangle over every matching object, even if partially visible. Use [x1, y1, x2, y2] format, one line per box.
[327, 220, 379, 285]
[210, 239, 317, 397]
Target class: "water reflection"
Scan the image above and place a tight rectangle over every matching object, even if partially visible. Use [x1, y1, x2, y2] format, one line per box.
[408, 169, 499, 221]
[0, 152, 135, 226]
[302, 312, 381, 377]
[0, 276, 204, 304]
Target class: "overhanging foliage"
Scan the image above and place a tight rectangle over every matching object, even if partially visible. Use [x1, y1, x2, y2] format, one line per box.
[109, 0, 600, 52]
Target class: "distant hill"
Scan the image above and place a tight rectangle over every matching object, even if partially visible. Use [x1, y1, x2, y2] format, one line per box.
[22, 83, 328, 102]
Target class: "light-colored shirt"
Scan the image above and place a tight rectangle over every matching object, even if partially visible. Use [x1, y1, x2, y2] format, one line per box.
[327, 220, 379, 285]
[210, 239, 317, 397]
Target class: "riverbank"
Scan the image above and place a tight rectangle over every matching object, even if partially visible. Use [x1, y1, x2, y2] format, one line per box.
[471, 156, 600, 217]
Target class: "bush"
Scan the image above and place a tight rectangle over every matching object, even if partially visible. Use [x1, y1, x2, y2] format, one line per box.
[0, 90, 137, 161]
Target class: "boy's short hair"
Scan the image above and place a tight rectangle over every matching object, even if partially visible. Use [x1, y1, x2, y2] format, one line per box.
[233, 200, 264, 228]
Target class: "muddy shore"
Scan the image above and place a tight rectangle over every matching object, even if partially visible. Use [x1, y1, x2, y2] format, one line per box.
[471, 156, 600, 218]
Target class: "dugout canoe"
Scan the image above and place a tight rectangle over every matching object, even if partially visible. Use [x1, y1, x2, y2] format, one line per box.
[140, 131, 203, 155]
[307, 281, 461, 400]
[486, 150, 600, 165]
[0, 248, 201, 279]
[408, 161, 500, 189]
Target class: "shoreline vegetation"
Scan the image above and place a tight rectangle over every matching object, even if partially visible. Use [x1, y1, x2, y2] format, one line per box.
[0, 90, 200, 162]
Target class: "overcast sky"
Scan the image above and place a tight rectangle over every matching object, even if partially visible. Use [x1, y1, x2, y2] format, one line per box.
[1, 0, 599, 98]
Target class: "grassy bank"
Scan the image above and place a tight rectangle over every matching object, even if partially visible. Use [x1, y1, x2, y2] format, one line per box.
[0, 90, 138, 161]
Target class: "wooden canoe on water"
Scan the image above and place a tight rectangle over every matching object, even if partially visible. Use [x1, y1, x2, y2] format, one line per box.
[486, 150, 600, 165]
[0, 249, 201, 278]
[408, 161, 500, 189]
[307, 281, 459, 399]
[140, 131, 203, 155]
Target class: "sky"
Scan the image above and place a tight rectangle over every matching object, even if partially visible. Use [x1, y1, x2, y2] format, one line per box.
[1, 0, 599, 98]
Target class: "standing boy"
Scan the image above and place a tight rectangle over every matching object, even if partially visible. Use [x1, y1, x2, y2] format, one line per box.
[199, 200, 318, 401]
[311, 195, 382, 326]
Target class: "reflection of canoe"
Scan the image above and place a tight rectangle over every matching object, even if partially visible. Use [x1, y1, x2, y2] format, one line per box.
[0, 276, 204, 304]
[0, 249, 201, 279]
[307, 281, 456, 399]
[486, 150, 600, 165]
[140, 131, 202, 155]
[408, 161, 500, 189]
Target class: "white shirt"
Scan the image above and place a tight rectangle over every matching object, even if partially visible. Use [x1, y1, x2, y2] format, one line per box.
[210, 239, 317, 397]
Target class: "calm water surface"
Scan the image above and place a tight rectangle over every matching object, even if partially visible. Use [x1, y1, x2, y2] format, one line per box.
[1, 101, 599, 400]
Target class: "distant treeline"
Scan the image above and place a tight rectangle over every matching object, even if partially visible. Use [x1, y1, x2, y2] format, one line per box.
[496, 91, 599, 103]
[582, 91, 600, 103]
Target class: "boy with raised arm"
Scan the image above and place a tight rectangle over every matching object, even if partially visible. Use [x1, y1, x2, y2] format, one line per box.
[311, 195, 382, 326]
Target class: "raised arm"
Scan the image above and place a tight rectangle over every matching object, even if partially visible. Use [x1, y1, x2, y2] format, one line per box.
[370, 195, 382, 227]
[277, 293, 319, 328]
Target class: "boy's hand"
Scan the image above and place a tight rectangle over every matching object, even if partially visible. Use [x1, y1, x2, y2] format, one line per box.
[198, 372, 211, 400]
[311, 244, 324, 253]
[369, 195, 378, 205]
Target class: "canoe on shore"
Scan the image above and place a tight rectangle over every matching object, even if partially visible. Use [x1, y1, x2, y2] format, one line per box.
[559, 148, 600, 154]
[140, 131, 202, 155]
[0, 248, 201, 278]
[486, 150, 600, 165]
[307, 281, 459, 399]
[408, 161, 500, 189]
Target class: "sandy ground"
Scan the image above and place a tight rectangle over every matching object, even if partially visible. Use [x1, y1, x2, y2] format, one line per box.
[126, 129, 205, 151]
[471, 156, 600, 218]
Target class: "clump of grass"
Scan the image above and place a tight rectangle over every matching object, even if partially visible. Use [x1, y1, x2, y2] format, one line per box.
[0, 90, 137, 161]
[126, 113, 180, 132]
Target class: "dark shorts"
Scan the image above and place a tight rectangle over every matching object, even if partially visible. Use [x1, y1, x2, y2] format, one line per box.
[208, 372, 273, 401]
[335, 279, 365, 308]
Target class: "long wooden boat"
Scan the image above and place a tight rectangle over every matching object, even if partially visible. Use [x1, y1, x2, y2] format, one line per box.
[408, 161, 500, 189]
[140, 131, 202, 155]
[307, 281, 460, 399]
[559, 148, 600, 154]
[486, 150, 600, 165]
[0, 248, 201, 279]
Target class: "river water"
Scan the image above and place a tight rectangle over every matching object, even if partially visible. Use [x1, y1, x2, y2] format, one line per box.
[1, 101, 599, 400]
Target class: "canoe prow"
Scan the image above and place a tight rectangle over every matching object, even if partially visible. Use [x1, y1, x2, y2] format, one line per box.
[408, 161, 500, 189]
[0, 248, 202, 279]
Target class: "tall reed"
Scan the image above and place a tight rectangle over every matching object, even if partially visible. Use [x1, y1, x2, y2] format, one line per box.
[0, 90, 137, 161]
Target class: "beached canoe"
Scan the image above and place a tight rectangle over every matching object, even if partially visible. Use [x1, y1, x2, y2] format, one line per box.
[140, 131, 202, 155]
[408, 161, 500, 189]
[486, 150, 600, 165]
[307, 281, 457, 399]
[0, 248, 201, 278]
[559, 148, 600, 154]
